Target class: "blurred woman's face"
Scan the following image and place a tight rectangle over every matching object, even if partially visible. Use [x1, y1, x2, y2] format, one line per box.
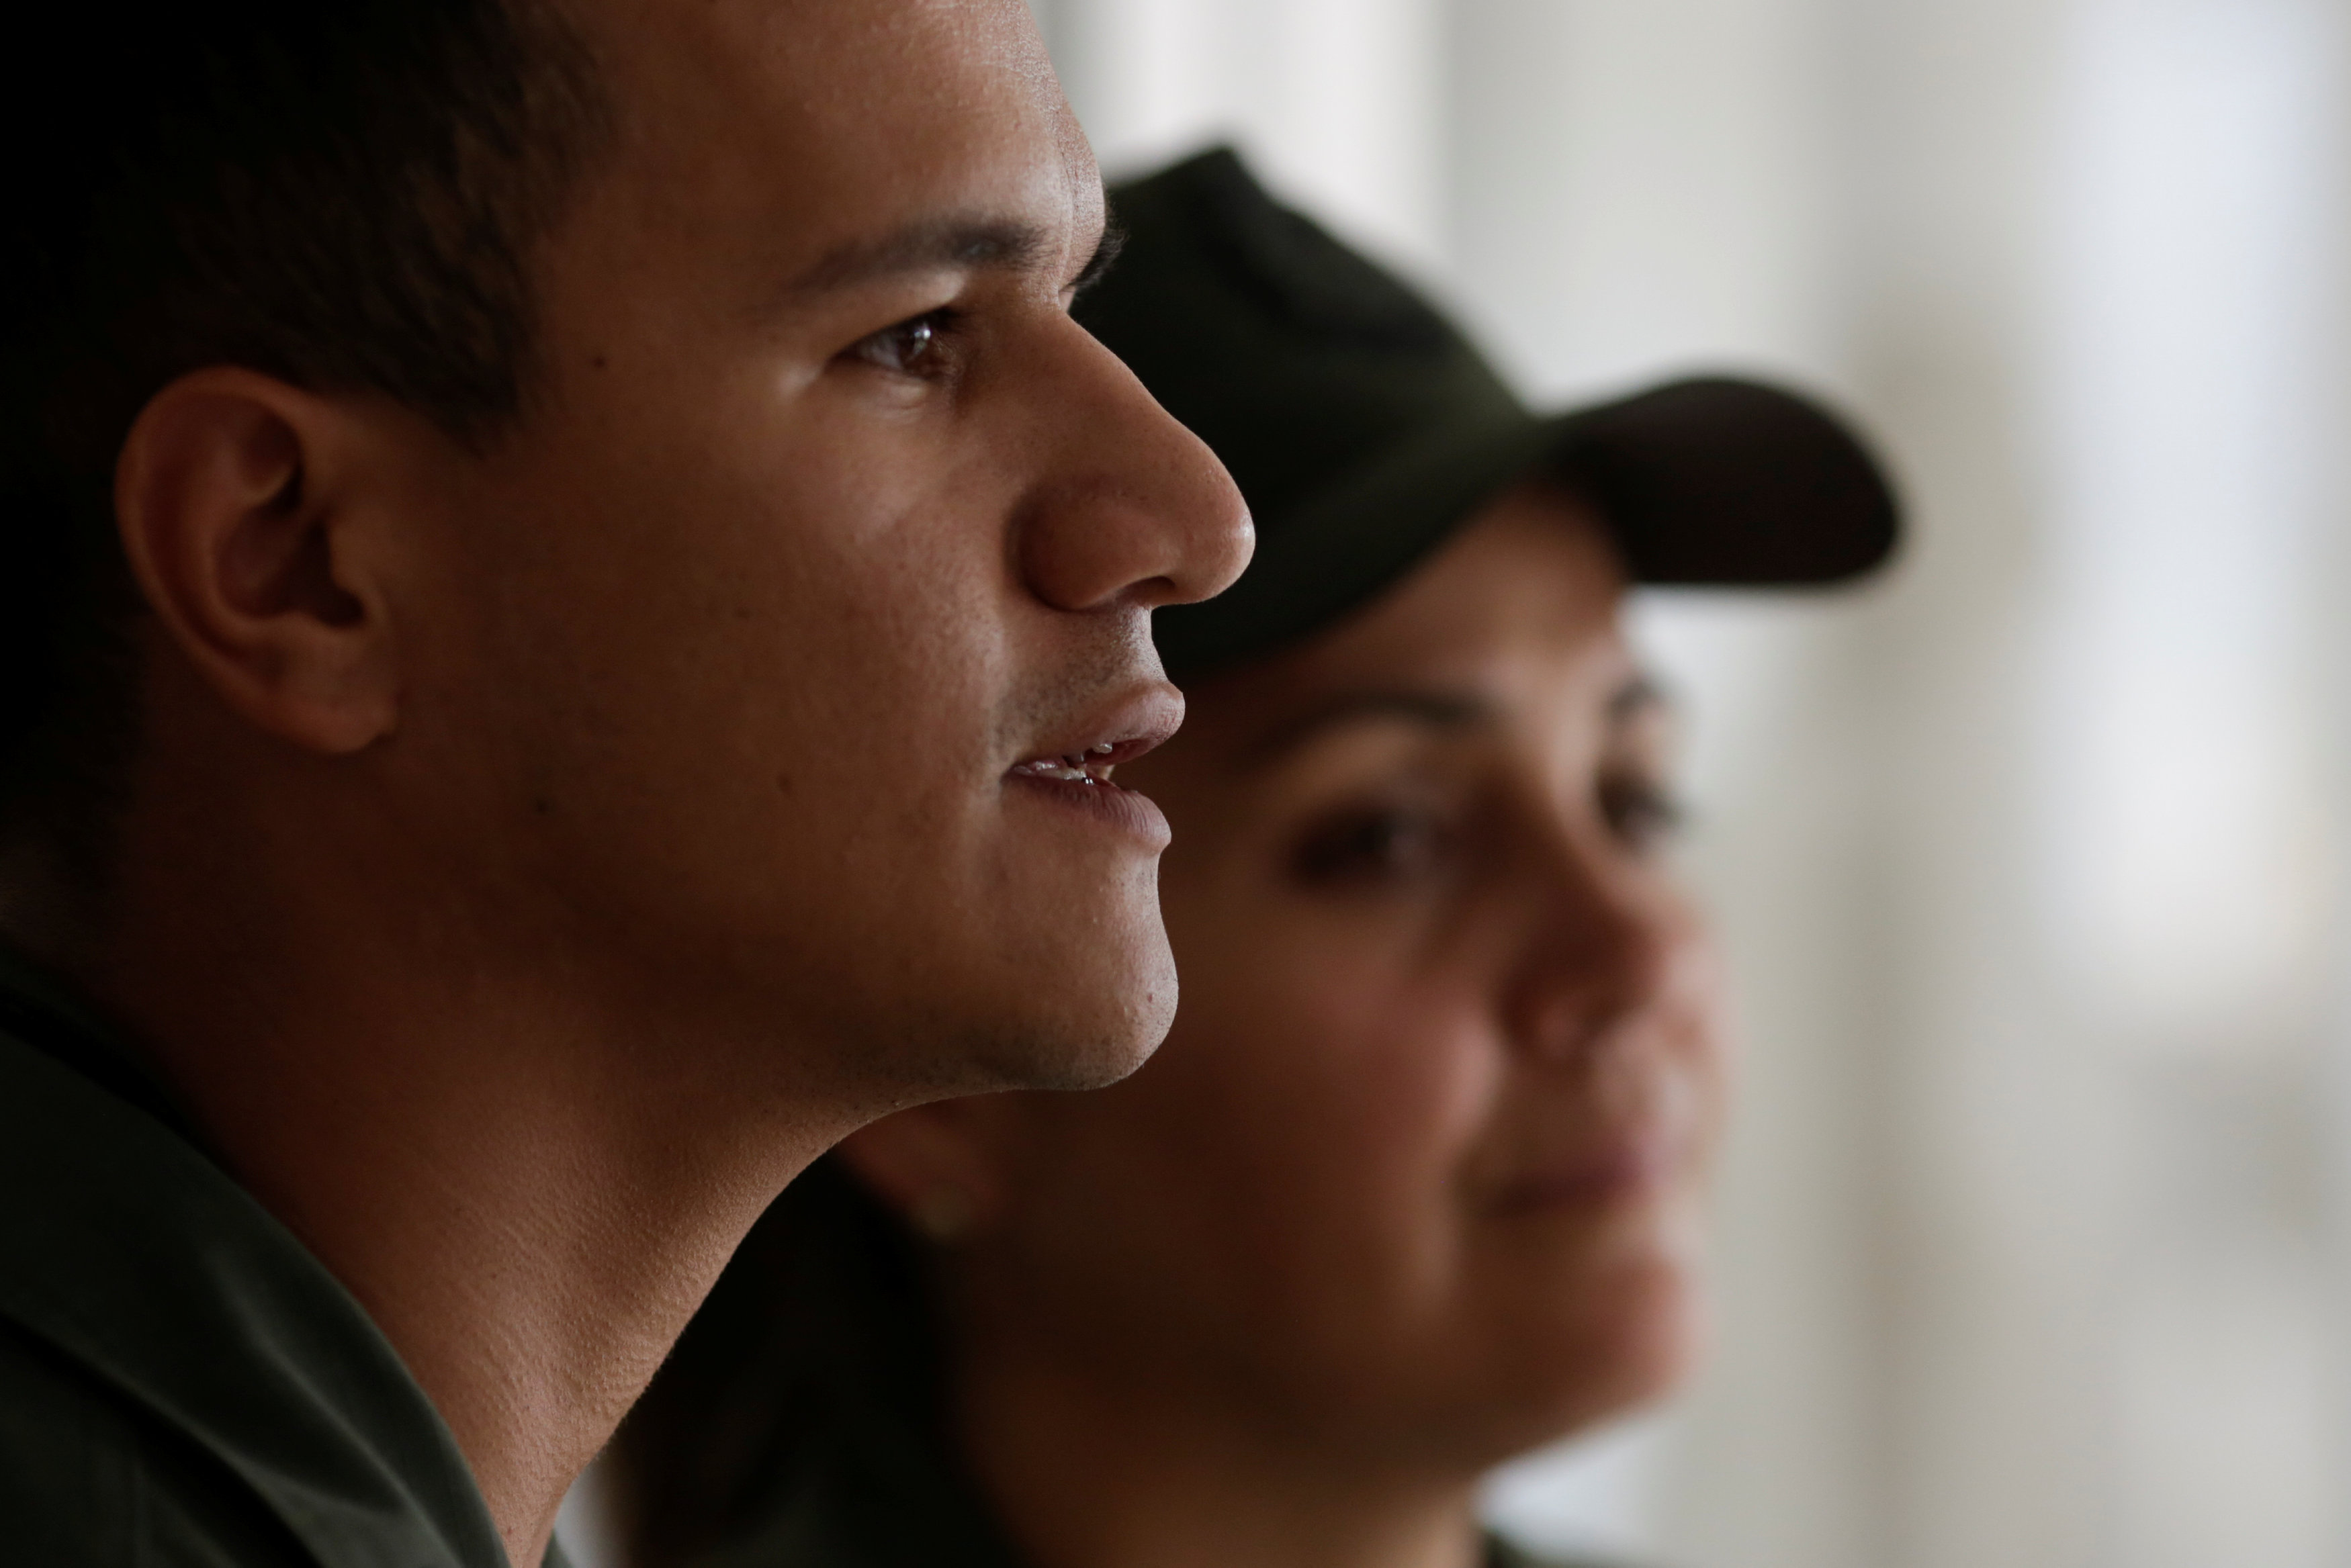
[920, 486, 1729, 1470]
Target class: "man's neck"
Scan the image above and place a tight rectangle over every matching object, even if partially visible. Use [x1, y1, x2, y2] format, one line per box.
[46, 815, 851, 1567]
[955, 1339, 1487, 1568]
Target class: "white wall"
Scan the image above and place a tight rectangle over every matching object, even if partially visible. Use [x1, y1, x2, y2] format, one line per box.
[1031, 1, 2351, 1565]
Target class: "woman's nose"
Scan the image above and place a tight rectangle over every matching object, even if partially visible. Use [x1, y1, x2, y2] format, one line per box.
[1016, 332, 1254, 615]
[1507, 843, 1697, 1063]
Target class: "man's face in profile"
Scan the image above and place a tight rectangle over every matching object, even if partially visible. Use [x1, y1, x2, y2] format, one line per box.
[382, 0, 1248, 1101]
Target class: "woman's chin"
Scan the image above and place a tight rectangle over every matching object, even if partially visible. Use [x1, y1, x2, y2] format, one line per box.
[1472, 1257, 1709, 1459]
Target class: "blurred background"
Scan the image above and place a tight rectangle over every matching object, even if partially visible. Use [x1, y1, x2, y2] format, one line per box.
[1022, 0, 2351, 1565]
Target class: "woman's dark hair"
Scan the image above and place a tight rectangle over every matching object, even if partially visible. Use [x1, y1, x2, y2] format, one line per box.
[613, 1158, 944, 1568]
[0, 0, 611, 883]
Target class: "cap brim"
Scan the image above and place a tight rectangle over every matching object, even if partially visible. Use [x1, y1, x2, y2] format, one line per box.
[1551, 377, 1901, 587]
[1154, 375, 1901, 679]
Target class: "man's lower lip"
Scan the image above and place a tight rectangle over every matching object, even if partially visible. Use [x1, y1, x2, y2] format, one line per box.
[1006, 772, 1171, 847]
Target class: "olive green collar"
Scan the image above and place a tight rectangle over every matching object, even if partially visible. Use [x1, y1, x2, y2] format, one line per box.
[0, 948, 542, 1567]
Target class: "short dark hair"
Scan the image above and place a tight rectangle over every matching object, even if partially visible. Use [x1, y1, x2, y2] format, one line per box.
[0, 0, 611, 878]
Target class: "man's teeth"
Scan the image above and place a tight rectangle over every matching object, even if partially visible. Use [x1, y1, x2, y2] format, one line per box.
[1015, 753, 1119, 785]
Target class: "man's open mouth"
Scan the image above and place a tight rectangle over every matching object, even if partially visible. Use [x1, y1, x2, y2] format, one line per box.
[1006, 721, 1173, 787]
[1009, 744, 1126, 788]
[1000, 690, 1181, 846]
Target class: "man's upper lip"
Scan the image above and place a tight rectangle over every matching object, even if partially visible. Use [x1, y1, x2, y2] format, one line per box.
[1011, 683, 1184, 773]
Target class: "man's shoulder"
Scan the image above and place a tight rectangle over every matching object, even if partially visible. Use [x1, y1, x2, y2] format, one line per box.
[0, 1316, 313, 1566]
[0, 976, 506, 1568]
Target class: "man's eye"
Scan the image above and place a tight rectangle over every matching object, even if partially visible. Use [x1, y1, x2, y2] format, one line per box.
[849, 310, 955, 377]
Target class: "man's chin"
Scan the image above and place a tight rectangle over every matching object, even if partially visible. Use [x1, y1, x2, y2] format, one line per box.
[958, 938, 1179, 1094]
[831, 896, 1178, 1103]
[1005, 1024, 1165, 1093]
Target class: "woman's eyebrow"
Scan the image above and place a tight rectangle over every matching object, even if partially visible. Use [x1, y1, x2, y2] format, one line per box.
[1246, 690, 1497, 763]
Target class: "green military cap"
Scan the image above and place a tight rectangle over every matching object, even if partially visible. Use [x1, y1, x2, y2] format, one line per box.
[1076, 147, 1902, 679]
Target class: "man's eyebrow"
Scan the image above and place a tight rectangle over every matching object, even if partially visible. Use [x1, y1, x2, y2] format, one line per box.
[1248, 690, 1497, 764]
[788, 216, 1051, 295]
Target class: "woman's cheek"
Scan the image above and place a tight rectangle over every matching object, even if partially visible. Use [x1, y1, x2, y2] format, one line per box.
[1671, 964, 1734, 1187]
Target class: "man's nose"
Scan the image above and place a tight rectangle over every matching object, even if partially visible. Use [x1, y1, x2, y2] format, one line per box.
[1017, 332, 1253, 615]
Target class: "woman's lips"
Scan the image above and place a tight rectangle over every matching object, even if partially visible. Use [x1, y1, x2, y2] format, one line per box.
[1486, 1128, 1681, 1216]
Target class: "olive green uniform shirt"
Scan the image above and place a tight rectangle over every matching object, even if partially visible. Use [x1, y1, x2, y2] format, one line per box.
[0, 949, 561, 1567]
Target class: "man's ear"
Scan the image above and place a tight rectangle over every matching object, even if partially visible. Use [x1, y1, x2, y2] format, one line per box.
[114, 367, 405, 754]
[836, 1099, 1018, 1244]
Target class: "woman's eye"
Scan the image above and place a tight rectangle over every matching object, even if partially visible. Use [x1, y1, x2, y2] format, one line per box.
[848, 310, 955, 377]
[1290, 805, 1454, 886]
[1601, 777, 1687, 854]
